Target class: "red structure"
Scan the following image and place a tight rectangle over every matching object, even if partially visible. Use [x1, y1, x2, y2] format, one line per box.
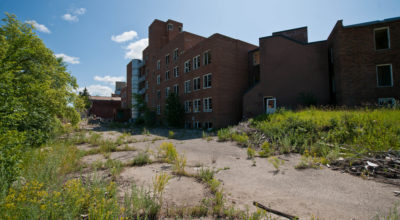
[88, 96, 121, 120]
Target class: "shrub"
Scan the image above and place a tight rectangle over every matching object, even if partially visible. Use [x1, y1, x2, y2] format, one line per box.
[152, 172, 170, 197]
[157, 142, 178, 163]
[198, 167, 214, 182]
[131, 152, 151, 166]
[247, 147, 256, 159]
[164, 93, 184, 128]
[168, 130, 175, 139]
[268, 156, 284, 171]
[173, 154, 187, 176]
[217, 128, 233, 141]
[258, 141, 271, 157]
[231, 133, 249, 146]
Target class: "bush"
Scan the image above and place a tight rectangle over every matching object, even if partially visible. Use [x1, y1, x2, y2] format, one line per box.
[131, 152, 151, 166]
[231, 133, 249, 146]
[157, 142, 178, 163]
[168, 130, 175, 139]
[258, 142, 271, 157]
[247, 147, 256, 159]
[217, 128, 233, 141]
[164, 93, 184, 127]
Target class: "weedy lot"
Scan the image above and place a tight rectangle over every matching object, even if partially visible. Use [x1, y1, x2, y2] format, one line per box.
[2, 118, 399, 219]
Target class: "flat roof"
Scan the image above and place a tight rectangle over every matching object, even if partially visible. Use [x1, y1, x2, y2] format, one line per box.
[89, 96, 121, 101]
[344, 16, 400, 28]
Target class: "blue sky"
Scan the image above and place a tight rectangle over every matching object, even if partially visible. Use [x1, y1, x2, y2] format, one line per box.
[1, 0, 399, 96]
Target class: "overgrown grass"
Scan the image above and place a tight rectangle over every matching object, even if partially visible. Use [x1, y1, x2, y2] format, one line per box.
[131, 152, 151, 166]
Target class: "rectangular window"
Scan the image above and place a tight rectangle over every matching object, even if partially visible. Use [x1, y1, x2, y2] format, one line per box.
[203, 51, 211, 66]
[193, 55, 200, 70]
[157, 60, 160, 70]
[157, 90, 161, 99]
[184, 60, 191, 73]
[378, 98, 395, 106]
[157, 105, 161, 115]
[252, 51, 260, 65]
[157, 75, 161, 85]
[204, 121, 213, 130]
[165, 54, 170, 65]
[193, 77, 201, 91]
[173, 84, 179, 94]
[203, 97, 212, 112]
[184, 121, 191, 129]
[167, 23, 173, 30]
[165, 70, 170, 80]
[376, 64, 393, 87]
[375, 27, 390, 50]
[165, 87, 170, 97]
[184, 80, 191, 93]
[145, 94, 148, 103]
[184, 100, 192, 113]
[194, 121, 201, 129]
[173, 66, 179, 77]
[193, 99, 201, 112]
[203, 73, 212, 89]
[173, 48, 179, 61]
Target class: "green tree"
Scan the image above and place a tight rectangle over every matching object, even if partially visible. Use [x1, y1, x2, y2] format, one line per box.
[0, 13, 81, 188]
[164, 93, 184, 127]
[79, 87, 91, 110]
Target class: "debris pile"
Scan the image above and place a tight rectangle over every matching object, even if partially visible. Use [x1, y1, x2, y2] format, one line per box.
[330, 151, 400, 185]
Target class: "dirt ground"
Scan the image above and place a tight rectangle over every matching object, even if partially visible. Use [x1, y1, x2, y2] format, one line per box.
[78, 127, 400, 219]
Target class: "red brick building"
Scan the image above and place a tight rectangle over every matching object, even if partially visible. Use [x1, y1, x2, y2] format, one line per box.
[89, 96, 121, 120]
[243, 17, 400, 117]
[327, 17, 400, 106]
[141, 19, 257, 128]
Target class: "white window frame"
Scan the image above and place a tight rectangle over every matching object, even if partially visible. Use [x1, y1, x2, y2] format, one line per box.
[194, 121, 201, 129]
[203, 97, 212, 112]
[193, 99, 201, 113]
[203, 73, 212, 89]
[156, 75, 161, 85]
[173, 66, 179, 77]
[184, 100, 192, 113]
[167, 23, 173, 30]
[184, 80, 191, 94]
[165, 87, 170, 97]
[165, 70, 170, 80]
[157, 60, 161, 70]
[193, 77, 201, 91]
[376, 64, 393, 87]
[184, 60, 191, 73]
[173, 48, 179, 61]
[173, 84, 179, 94]
[374, 27, 390, 50]
[193, 55, 200, 70]
[203, 50, 211, 66]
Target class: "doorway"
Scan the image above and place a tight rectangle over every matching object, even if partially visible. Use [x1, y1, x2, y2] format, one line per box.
[264, 97, 276, 114]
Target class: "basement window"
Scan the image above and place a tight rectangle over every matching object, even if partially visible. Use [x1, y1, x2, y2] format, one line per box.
[376, 64, 393, 87]
[378, 98, 396, 107]
[374, 27, 390, 50]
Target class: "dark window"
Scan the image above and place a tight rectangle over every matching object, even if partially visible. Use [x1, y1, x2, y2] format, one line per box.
[377, 65, 392, 87]
[375, 28, 390, 50]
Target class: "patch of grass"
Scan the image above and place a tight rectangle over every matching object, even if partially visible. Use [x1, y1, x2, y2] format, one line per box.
[268, 156, 284, 171]
[142, 127, 150, 136]
[217, 127, 234, 141]
[198, 167, 215, 182]
[258, 141, 271, 158]
[295, 150, 327, 169]
[173, 154, 187, 176]
[157, 142, 178, 163]
[247, 147, 256, 159]
[231, 132, 249, 146]
[251, 108, 400, 158]
[202, 131, 213, 142]
[88, 132, 102, 146]
[99, 140, 117, 153]
[123, 185, 160, 219]
[152, 172, 170, 199]
[131, 152, 151, 166]
[168, 130, 175, 139]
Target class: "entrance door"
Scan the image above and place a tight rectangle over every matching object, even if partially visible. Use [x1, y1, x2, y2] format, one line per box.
[265, 98, 276, 114]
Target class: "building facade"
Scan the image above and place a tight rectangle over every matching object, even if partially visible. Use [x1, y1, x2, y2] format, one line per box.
[125, 59, 144, 120]
[243, 17, 400, 117]
[140, 19, 257, 128]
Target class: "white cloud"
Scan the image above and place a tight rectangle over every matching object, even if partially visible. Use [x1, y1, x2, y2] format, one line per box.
[124, 38, 148, 59]
[80, 85, 113, 97]
[55, 53, 80, 64]
[94, 75, 125, 85]
[25, 20, 51, 33]
[62, 14, 78, 22]
[74, 8, 86, 15]
[111, 30, 138, 43]
[62, 8, 86, 22]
